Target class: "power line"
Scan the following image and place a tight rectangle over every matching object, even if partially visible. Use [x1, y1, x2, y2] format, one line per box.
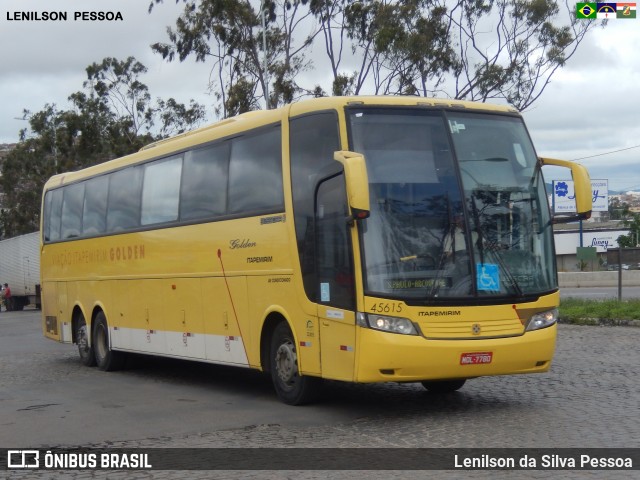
[573, 144, 640, 161]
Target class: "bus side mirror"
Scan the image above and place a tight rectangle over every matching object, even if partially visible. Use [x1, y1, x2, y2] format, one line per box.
[540, 157, 592, 223]
[334, 150, 370, 222]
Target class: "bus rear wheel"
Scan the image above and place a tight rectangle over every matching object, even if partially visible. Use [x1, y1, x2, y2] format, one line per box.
[270, 322, 321, 405]
[93, 311, 125, 371]
[75, 313, 96, 367]
[421, 379, 466, 393]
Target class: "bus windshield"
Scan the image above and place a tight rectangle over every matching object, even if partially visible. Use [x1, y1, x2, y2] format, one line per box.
[348, 108, 556, 302]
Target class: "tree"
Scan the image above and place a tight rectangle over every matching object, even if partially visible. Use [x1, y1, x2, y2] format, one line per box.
[609, 197, 630, 221]
[449, 0, 597, 110]
[84, 57, 154, 142]
[0, 133, 52, 236]
[150, 0, 318, 115]
[318, 0, 597, 107]
[0, 57, 206, 238]
[82, 56, 206, 141]
[340, 0, 457, 96]
[617, 212, 640, 248]
[151, 0, 599, 116]
[307, 0, 352, 95]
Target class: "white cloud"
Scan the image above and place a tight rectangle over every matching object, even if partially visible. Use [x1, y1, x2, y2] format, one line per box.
[0, 0, 213, 141]
[524, 20, 640, 192]
[0, 1, 638, 193]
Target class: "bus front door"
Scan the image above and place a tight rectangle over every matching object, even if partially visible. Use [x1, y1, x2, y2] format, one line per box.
[316, 174, 357, 381]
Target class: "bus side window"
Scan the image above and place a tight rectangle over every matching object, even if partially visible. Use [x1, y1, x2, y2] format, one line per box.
[46, 189, 64, 242]
[82, 175, 109, 237]
[180, 142, 229, 220]
[61, 182, 85, 239]
[106, 166, 143, 233]
[228, 126, 283, 215]
[141, 155, 182, 225]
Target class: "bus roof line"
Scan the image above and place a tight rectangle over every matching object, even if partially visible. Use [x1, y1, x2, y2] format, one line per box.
[139, 109, 280, 152]
[139, 117, 239, 152]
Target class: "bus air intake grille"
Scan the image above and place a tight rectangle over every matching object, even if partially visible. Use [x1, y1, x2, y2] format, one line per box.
[419, 319, 524, 339]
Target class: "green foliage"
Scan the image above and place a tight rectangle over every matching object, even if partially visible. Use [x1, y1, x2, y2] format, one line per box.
[575, 260, 589, 272]
[0, 137, 51, 236]
[331, 73, 355, 96]
[0, 57, 205, 238]
[609, 197, 630, 220]
[84, 57, 154, 139]
[617, 212, 640, 248]
[150, 0, 315, 115]
[559, 298, 640, 324]
[221, 77, 260, 117]
[150, 0, 599, 112]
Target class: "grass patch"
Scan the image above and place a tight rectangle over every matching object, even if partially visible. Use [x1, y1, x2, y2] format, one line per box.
[559, 298, 640, 325]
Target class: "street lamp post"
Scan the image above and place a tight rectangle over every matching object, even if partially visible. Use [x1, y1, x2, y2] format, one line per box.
[261, 1, 269, 109]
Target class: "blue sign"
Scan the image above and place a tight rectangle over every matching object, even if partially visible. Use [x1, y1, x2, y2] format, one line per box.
[552, 179, 608, 213]
[477, 263, 500, 291]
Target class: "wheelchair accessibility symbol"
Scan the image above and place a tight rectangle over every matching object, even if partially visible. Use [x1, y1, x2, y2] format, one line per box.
[477, 263, 500, 291]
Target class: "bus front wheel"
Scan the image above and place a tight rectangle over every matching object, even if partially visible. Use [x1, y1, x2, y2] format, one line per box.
[270, 322, 321, 405]
[421, 379, 466, 393]
[93, 312, 125, 371]
[75, 313, 96, 367]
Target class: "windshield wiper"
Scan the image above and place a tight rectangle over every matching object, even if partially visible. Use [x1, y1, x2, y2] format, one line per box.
[426, 196, 456, 300]
[483, 240, 524, 297]
[470, 192, 524, 297]
[459, 157, 509, 163]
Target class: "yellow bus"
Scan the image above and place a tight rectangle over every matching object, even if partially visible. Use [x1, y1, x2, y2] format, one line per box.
[41, 96, 592, 405]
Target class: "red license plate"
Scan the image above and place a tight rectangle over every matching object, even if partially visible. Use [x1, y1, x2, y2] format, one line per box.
[460, 352, 493, 365]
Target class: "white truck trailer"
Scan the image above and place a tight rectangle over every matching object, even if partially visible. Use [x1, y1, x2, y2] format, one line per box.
[0, 231, 41, 310]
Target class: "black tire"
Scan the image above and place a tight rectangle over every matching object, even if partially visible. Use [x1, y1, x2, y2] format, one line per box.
[270, 322, 321, 405]
[421, 379, 466, 393]
[75, 312, 96, 367]
[93, 311, 125, 371]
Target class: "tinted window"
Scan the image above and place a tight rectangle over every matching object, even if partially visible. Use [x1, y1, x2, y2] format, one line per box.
[82, 175, 109, 236]
[289, 112, 340, 301]
[106, 167, 143, 232]
[46, 189, 64, 242]
[181, 142, 230, 220]
[228, 126, 283, 214]
[61, 183, 85, 239]
[316, 174, 355, 310]
[142, 155, 182, 225]
[43, 192, 52, 242]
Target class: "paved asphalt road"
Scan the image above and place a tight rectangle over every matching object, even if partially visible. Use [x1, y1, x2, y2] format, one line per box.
[1, 309, 639, 480]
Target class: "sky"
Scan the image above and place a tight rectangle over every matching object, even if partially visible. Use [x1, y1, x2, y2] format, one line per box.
[1, 0, 639, 193]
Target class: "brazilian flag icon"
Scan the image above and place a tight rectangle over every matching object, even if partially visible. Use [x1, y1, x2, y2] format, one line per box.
[576, 2, 597, 18]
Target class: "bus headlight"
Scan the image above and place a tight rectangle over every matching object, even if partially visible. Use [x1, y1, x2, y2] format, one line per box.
[358, 312, 418, 335]
[526, 308, 558, 331]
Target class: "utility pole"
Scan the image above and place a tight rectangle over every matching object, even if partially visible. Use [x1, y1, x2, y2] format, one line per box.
[52, 105, 58, 171]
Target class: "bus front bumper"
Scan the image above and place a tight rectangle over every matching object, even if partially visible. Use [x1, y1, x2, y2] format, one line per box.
[354, 324, 557, 383]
